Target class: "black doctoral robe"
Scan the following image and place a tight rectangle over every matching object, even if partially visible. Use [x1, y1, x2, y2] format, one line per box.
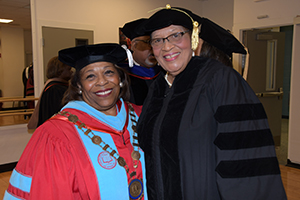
[137, 56, 287, 200]
[38, 80, 68, 127]
[128, 73, 157, 106]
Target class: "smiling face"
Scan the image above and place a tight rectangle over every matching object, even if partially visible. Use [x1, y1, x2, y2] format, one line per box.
[79, 62, 121, 116]
[151, 25, 193, 78]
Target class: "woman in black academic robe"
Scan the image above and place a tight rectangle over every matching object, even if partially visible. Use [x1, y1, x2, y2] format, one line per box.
[137, 5, 287, 200]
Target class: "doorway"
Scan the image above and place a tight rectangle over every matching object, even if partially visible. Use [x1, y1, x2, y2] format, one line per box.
[42, 26, 94, 82]
[242, 26, 293, 165]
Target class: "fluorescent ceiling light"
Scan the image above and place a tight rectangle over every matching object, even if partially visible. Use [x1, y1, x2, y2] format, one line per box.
[0, 19, 13, 23]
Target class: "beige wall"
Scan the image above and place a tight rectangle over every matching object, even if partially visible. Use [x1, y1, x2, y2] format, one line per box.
[0, 27, 32, 103]
[233, 0, 300, 164]
[24, 29, 33, 67]
[0, 27, 25, 107]
[201, 0, 234, 31]
[233, 0, 299, 28]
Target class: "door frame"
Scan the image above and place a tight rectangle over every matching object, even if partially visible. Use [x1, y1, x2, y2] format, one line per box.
[287, 17, 300, 164]
[42, 26, 94, 81]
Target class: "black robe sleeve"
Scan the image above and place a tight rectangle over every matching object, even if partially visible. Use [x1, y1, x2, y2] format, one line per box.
[179, 58, 286, 199]
[37, 81, 68, 127]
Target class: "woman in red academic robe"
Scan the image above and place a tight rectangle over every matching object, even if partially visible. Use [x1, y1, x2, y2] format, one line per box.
[4, 43, 147, 200]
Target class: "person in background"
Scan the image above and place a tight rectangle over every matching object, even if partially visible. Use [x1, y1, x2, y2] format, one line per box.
[4, 43, 147, 200]
[136, 4, 286, 200]
[120, 18, 161, 105]
[27, 56, 73, 129]
[22, 64, 34, 109]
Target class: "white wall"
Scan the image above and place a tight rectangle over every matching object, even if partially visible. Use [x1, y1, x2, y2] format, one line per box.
[0, 124, 32, 165]
[233, 0, 300, 29]
[233, 0, 300, 164]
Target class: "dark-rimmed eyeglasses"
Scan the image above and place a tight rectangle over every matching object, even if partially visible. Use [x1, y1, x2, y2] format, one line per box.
[132, 39, 151, 51]
[150, 30, 190, 48]
[132, 39, 150, 44]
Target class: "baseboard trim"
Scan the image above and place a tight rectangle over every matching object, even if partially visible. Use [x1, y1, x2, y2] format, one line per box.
[286, 159, 300, 169]
[0, 162, 17, 173]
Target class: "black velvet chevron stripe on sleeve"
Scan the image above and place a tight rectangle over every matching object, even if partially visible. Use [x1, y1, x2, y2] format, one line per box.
[214, 129, 274, 150]
[215, 157, 280, 178]
[214, 103, 267, 123]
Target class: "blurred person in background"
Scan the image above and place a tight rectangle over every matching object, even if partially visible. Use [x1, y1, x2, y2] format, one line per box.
[120, 18, 161, 105]
[27, 56, 73, 129]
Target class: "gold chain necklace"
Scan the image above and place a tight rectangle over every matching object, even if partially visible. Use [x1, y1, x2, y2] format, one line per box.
[57, 103, 143, 200]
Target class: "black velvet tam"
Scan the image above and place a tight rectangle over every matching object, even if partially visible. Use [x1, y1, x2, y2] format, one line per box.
[58, 43, 127, 71]
[138, 5, 246, 56]
[139, 7, 195, 35]
[194, 16, 247, 56]
[121, 18, 148, 40]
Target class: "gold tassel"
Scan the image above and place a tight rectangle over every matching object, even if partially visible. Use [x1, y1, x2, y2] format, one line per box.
[191, 21, 199, 51]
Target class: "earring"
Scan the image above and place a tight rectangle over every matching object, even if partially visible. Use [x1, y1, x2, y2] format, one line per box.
[192, 51, 195, 57]
[78, 90, 82, 95]
[119, 82, 124, 88]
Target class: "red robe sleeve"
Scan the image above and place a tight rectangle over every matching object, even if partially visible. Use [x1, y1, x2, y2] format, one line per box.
[10, 119, 100, 200]
[131, 104, 142, 116]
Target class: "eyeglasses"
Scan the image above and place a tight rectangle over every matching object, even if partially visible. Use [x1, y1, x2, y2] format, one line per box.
[150, 30, 190, 48]
[133, 39, 150, 44]
[132, 39, 151, 51]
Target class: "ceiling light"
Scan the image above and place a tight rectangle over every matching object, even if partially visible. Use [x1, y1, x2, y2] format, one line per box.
[0, 19, 14, 23]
